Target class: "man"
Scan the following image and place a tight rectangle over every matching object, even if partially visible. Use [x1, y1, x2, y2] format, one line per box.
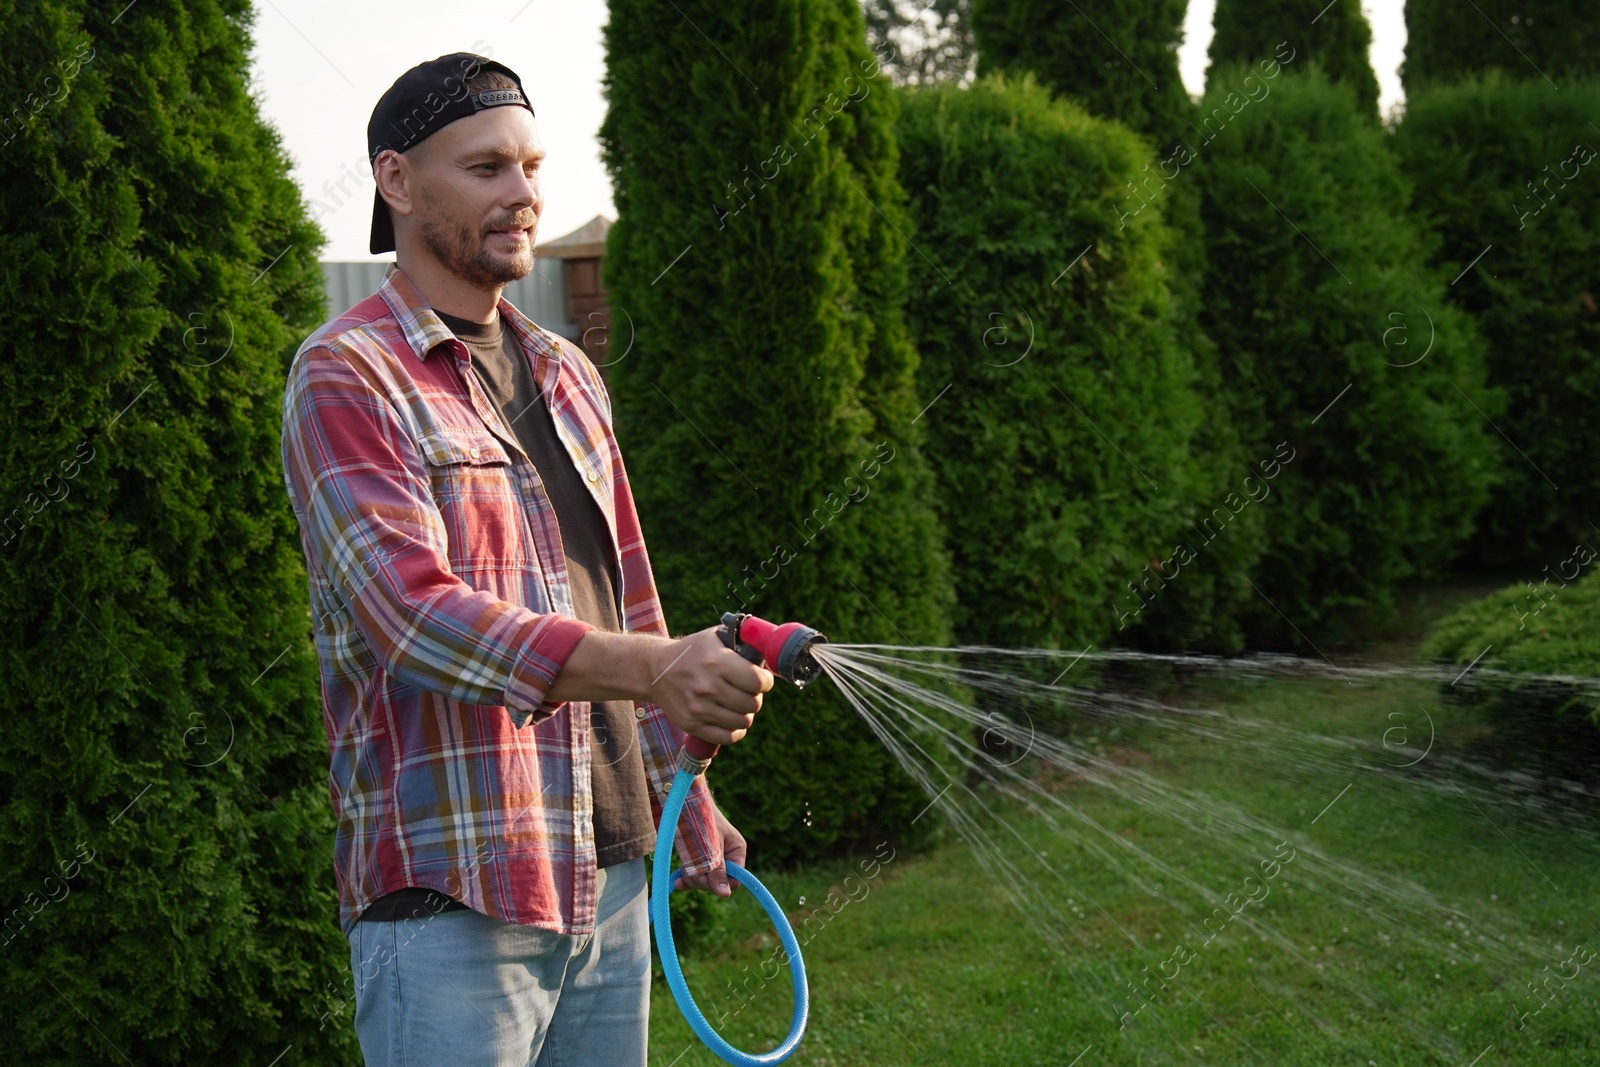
[280, 52, 769, 1066]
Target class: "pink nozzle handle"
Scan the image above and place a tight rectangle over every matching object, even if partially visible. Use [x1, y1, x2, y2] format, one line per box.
[683, 734, 720, 762]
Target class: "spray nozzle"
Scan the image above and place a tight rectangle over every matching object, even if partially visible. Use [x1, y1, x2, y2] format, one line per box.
[717, 611, 828, 688]
[681, 613, 829, 770]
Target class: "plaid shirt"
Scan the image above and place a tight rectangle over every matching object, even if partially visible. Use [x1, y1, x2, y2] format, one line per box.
[281, 264, 720, 936]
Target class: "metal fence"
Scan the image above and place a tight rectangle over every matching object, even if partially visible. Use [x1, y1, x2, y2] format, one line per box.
[318, 257, 577, 340]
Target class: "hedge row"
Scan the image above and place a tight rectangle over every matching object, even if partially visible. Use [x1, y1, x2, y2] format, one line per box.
[1208, 0, 1379, 121]
[600, 0, 955, 867]
[1182, 63, 1500, 643]
[894, 74, 1240, 652]
[970, 0, 1192, 151]
[1402, 0, 1600, 92]
[892, 63, 1503, 651]
[0, 0, 350, 1062]
[1391, 74, 1600, 565]
[1422, 552, 1600, 729]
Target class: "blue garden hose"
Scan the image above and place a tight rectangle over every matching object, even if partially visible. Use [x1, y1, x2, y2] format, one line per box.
[651, 764, 809, 1065]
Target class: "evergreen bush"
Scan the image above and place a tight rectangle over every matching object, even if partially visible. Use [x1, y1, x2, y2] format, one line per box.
[1189, 64, 1500, 643]
[895, 74, 1246, 652]
[1420, 555, 1600, 785]
[0, 1, 347, 1062]
[1209, 0, 1379, 121]
[1403, 0, 1600, 92]
[1422, 553, 1600, 728]
[1391, 74, 1600, 564]
[969, 0, 1193, 151]
[601, 0, 955, 866]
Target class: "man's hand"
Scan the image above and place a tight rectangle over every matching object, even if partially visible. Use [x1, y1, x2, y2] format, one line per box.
[647, 626, 773, 746]
[674, 809, 746, 897]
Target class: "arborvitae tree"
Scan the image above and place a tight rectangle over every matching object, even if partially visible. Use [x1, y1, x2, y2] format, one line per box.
[962, 7, 1246, 652]
[0, 1, 348, 1063]
[601, 0, 955, 864]
[970, 0, 1193, 151]
[1422, 557, 1600, 783]
[1190, 64, 1501, 644]
[1403, 0, 1600, 92]
[1392, 74, 1600, 564]
[1209, 0, 1380, 120]
[965, 0, 1218, 609]
[895, 74, 1257, 654]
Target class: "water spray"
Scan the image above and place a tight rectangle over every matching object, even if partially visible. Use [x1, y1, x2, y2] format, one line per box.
[651, 611, 827, 1066]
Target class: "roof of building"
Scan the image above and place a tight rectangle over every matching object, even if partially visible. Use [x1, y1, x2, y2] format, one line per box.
[540, 214, 612, 259]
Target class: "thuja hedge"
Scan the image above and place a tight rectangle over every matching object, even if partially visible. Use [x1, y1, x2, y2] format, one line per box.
[895, 74, 1261, 654]
[1421, 553, 1600, 783]
[0, 1, 348, 1063]
[970, 0, 1192, 151]
[1422, 550, 1600, 730]
[1189, 64, 1500, 643]
[601, 0, 955, 865]
[1209, 0, 1380, 121]
[1403, 0, 1600, 92]
[1391, 74, 1600, 565]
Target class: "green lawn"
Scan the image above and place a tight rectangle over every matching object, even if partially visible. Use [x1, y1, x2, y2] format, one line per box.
[648, 660, 1600, 1065]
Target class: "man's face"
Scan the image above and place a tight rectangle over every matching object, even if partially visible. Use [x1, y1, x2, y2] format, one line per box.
[400, 106, 545, 290]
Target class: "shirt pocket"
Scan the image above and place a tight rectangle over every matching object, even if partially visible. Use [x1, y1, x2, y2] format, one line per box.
[415, 427, 526, 577]
[417, 426, 512, 469]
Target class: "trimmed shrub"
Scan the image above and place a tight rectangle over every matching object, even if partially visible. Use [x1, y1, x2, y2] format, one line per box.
[601, 0, 955, 865]
[1190, 64, 1501, 644]
[1403, 0, 1600, 92]
[1209, 0, 1379, 121]
[1422, 555, 1600, 727]
[1421, 556, 1600, 785]
[895, 74, 1254, 653]
[0, 2, 348, 1063]
[1391, 74, 1600, 565]
[970, 0, 1193, 151]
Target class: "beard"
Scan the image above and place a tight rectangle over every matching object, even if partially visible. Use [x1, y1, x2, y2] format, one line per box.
[417, 192, 536, 290]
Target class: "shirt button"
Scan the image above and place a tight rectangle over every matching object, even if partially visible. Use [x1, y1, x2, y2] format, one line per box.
[470, 447, 482, 459]
[635, 706, 647, 720]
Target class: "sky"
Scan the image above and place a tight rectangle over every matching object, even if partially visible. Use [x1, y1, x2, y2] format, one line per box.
[249, 0, 1410, 262]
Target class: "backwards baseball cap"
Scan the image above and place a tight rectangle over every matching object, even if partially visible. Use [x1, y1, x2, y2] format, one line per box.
[366, 52, 535, 255]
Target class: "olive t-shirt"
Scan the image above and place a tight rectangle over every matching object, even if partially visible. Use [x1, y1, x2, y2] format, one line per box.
[357, 308, 656, 924]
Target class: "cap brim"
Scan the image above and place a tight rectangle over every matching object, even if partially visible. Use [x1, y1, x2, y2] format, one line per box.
[369, 188, 395, 255]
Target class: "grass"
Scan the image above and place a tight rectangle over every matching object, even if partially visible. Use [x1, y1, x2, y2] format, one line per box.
[647, 622, 1600, 1065]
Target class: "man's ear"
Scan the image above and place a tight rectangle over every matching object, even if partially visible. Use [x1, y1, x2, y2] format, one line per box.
[373, 148, 415, 221]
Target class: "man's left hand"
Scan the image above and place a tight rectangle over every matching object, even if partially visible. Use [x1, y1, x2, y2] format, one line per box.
[674, 808, 745, 897]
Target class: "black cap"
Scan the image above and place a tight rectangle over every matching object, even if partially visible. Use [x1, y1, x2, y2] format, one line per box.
[366, 52, 535, 255]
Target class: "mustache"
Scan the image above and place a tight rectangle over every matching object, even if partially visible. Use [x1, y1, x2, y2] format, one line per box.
[484, 213, 537, 233]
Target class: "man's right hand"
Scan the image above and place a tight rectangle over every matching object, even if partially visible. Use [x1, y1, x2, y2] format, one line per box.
[646, 626, 774, 745]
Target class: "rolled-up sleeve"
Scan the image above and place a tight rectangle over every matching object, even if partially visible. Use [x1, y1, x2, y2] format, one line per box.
[281, 342, 593, 723]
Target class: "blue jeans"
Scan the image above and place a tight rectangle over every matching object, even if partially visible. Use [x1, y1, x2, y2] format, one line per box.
[346, 857, 650, 1067]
